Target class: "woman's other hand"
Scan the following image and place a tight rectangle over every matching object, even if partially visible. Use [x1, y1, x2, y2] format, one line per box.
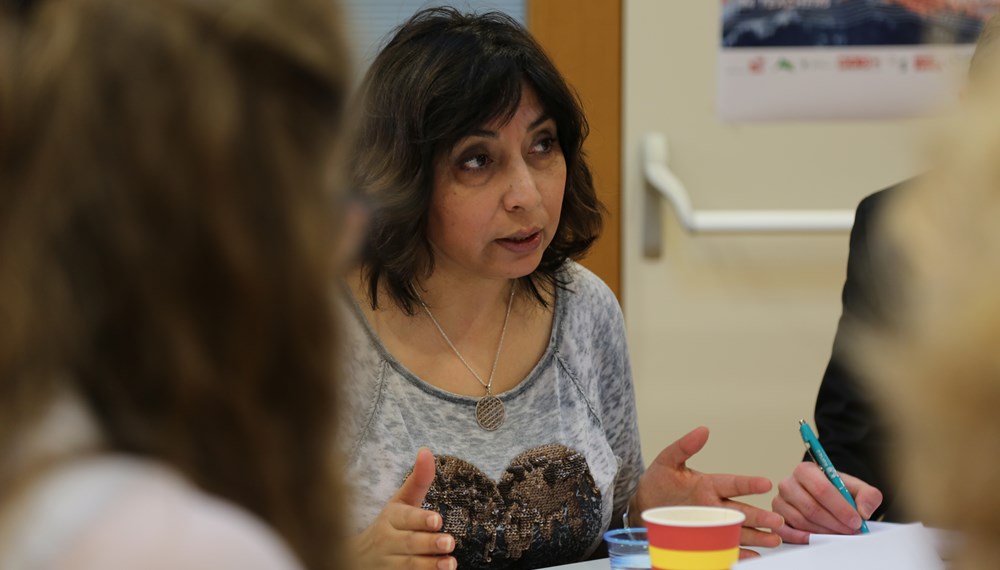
[631, 427, 784, 559]
[350, 448, 457, 570]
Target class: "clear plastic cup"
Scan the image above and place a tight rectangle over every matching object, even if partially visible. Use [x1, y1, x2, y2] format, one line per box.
[604, 527, 651, 570]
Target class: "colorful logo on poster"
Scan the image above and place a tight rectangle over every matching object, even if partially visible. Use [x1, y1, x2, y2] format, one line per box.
[914, 54, 942, 71]
[838, 55, 880, 70]
[776, 57, 796, 71]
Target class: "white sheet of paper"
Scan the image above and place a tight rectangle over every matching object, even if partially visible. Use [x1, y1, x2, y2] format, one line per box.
[809, 521, 900, 545]
[810, 521, 960, 560]
[734, 522, 944, 570]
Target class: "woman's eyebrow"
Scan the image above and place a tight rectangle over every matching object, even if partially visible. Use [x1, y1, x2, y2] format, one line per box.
[528, 113, 552, 131]
[465, 129, 499, 139]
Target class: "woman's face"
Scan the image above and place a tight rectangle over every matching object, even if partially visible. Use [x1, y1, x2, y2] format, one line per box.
[427, 85, 566, 283]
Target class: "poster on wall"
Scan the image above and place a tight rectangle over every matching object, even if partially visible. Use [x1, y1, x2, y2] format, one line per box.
[718, 0, 1000, 121]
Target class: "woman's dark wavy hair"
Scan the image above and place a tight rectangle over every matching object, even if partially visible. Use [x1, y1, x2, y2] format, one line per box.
[352, 7, 604, 314]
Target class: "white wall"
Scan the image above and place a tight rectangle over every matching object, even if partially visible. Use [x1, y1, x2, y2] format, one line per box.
[622, 0, 932, 509]
[341, 0, 524, 68]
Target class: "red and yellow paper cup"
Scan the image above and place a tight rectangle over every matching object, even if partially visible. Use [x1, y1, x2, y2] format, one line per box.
[641, 506, 745, 570]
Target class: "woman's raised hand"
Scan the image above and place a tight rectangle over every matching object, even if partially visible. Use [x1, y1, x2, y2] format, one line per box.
[630, 427, 785, 559]
[350, 448, 457, 570]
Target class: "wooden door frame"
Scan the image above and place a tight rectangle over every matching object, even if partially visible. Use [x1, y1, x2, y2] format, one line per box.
[528, 0, 623, 301]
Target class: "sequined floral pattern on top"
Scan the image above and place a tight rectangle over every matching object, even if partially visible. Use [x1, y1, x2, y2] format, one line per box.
[422, 444, 602, 569]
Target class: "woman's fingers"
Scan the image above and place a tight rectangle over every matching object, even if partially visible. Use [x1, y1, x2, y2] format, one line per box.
[375, 449, 457, 565]
[378, 504, 453, 556]
[385, 502, 443, 532]
[739, 547, 762, 560]
[694, 498, 782, 549]
[396, 530, 455, 556]
[771, 497, 810, 544]
[387, 555, 457, 570]
[704, 473, 773, 501]
[722, 499, 783, 531]
[355, 451, 455, 570]
[350, 522, 454, 569]
[435, 558, 458, 570]
[651, 426, 711, 470]
[725, 501, 783, 548]
[392, 448, 438, 507]
[739, 526, 782, 549]
[772, 514, 812, 545]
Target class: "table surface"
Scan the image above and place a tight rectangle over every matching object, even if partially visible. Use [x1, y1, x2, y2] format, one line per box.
[541, 522, 953, 569]
[540, 544, 803, 569]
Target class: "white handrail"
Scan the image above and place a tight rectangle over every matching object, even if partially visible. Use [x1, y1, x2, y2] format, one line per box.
[641, 133, 855, 257]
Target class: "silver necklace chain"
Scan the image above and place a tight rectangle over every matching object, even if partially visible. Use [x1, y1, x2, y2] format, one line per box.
[416, 282, 515, 396]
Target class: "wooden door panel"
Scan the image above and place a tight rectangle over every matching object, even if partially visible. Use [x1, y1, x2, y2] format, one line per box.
[528, 0, 623, 301]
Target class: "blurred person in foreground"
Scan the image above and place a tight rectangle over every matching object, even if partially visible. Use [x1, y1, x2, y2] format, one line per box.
[861, 78, 1000, 570]
[0, 0, 351, 568]
[773, 12, 1000, 543]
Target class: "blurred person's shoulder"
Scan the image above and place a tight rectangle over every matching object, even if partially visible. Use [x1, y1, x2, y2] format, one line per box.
[858, 177, 921, 224]
[17, 456, 303, 570]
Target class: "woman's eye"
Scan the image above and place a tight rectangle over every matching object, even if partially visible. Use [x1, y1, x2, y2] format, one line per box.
[531, 137, 557, 154]
[460, 153, 492, 170]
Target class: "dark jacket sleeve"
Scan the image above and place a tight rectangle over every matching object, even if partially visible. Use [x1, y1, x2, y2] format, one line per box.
[810, 187, 903, 521]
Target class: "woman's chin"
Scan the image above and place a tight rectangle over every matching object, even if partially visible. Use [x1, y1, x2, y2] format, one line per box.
[498, 257, 545, 280]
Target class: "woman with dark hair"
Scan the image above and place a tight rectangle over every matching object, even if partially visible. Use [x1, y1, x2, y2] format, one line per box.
[343, 7, 783, 569]
[0, 0, 351, 568]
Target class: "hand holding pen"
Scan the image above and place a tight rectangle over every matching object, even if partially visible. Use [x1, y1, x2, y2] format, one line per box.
[770, 421, 884, 545]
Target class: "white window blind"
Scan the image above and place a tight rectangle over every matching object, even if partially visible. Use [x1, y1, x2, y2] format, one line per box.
[342, 0, 526, 69]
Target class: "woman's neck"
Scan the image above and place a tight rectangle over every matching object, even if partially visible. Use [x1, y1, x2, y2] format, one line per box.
[345, 267, 517, 330]
[417, 269, 512, 314]
[412, 269, 516, 342]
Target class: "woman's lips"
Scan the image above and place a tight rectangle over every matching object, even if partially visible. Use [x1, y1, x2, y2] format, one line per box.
[496, 230, 542, 253]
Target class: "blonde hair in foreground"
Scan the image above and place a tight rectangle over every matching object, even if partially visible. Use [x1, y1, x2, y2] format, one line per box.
[0, 0, 350, 568]
[862, 78, 1000, 570]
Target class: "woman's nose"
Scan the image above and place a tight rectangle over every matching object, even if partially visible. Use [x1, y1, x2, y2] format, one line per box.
[501, 159, 543, 211]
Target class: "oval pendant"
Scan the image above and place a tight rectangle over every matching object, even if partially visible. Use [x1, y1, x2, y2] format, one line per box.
[475, 394, 505, 431]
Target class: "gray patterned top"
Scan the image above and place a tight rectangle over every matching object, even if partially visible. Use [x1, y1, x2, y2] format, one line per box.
[341, 262, 643, 569]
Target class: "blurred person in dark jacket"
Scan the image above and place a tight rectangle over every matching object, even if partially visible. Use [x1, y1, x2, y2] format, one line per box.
[773, 12, 1000, 544]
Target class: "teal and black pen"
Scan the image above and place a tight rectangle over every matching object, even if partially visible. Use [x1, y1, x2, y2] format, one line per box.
[798, 419, 870, 534]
